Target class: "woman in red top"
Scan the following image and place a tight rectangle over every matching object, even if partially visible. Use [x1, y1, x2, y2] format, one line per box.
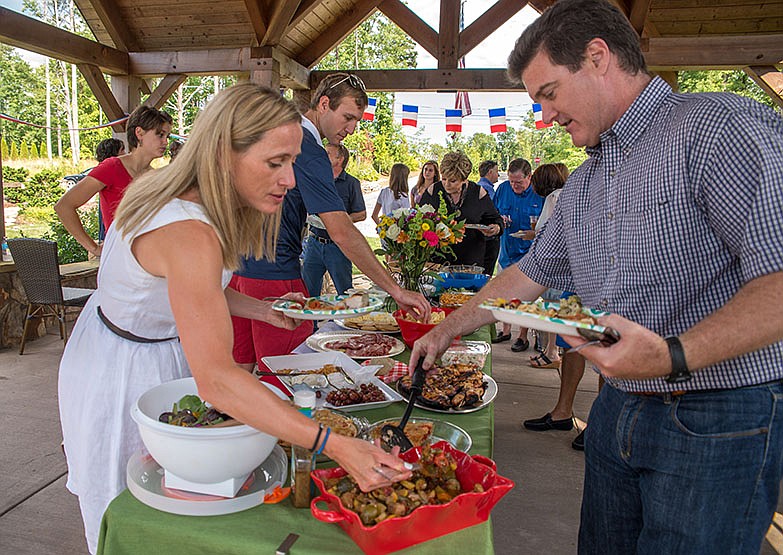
[55, 105, 173, 257]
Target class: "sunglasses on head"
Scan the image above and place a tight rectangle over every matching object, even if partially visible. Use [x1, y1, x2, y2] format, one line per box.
[326, 74, 366, 92]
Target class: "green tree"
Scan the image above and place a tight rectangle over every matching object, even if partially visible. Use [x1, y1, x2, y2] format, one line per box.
[678, 70, 774, 108]
[1, 136, 8, 159]
[9, 142, 19, 159]
[30, 143, 40, 158]
[0, 45, 46, 147]
[19, 140, 30, 159]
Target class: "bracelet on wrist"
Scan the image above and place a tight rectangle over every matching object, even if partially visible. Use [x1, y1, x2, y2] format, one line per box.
[314, 427, 331, 456]
[309, 423, 324, 452]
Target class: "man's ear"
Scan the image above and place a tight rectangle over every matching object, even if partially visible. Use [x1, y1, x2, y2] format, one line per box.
[584, 38, 610, 72]
[316, 95, 331, 113]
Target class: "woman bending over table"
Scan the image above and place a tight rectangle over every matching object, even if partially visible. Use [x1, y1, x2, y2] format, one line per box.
[58, 84, 411, 555]
[55, 105, 173, 257]
[419, 151, 502, 268]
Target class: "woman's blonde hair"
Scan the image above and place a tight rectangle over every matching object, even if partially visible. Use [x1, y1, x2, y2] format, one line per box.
[440, 151, 472, 181]
[388, 163, 410, 200]
[114, 83, 301, 271]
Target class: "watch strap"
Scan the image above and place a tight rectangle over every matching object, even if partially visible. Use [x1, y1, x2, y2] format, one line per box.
[664, 336, 691, 384]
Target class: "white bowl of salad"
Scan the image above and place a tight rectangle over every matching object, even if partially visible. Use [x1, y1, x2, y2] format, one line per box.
[132, 377, 287, 486]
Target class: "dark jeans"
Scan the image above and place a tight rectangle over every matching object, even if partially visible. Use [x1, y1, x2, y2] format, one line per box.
[580, 381, 783, 555]
[301, 235, 353, 296]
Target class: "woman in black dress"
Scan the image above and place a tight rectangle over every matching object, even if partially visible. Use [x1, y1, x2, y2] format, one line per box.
[419, 151, 502, 271]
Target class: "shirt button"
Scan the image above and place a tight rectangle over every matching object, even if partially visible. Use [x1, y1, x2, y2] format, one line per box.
[607, 212, 614, 220]
[610, 255, 616, 264]
[601, 299, 609, 307]
[610, 170, 616, 177]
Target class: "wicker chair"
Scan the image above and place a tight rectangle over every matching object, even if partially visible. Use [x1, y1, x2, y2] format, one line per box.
[7, 238, 94, 354]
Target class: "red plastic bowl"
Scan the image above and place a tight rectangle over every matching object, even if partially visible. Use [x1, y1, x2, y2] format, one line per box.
[310, 441, 514, 555]
[394, 308, 457, 348]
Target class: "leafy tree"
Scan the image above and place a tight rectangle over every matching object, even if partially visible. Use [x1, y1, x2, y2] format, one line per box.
[0, 45, 46, 147]
[1, 136, 8, 159]
[9, 142, 19, 159]
[43, 205, 98, 263]
[19, 141, 30, 159]
[31, 143, 40, 158]
[678, 70, 774, 108]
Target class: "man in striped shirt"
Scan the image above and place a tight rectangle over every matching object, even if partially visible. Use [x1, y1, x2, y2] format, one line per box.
[411, 0, 783, 552]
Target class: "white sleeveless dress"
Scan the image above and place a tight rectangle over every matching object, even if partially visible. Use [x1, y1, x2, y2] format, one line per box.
[58, 199, 232, 554]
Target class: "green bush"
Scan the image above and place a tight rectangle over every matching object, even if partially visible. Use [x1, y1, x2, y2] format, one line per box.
[2, 166, 30, 183]
[17, 205, 55, 223]
[43, 205, 99, 264]
[23, 169, 65, 207]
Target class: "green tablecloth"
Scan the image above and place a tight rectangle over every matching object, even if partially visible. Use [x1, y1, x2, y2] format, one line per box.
[98, 327, 495, 555]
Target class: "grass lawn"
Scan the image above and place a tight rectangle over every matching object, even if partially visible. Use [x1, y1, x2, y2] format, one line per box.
[352, 235, 383, 275]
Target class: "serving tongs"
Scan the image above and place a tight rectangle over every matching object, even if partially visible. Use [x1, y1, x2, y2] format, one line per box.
[381, 359, 426, 451]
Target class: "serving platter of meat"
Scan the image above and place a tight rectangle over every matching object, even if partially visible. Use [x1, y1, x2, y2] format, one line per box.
[397, 363, 497, 413]
[306, 332, 405, 359]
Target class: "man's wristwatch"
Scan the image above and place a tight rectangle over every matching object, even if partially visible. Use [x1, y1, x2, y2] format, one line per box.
[664, 336, 692, 384]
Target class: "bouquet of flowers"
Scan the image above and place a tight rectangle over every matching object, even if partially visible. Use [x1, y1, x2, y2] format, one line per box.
[375, 195, 465, 292]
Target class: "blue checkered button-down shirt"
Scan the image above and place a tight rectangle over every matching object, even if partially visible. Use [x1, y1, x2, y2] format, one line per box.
[518, 77, 783, 392]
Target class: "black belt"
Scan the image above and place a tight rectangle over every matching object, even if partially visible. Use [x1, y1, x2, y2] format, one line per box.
[97, 306, 179, 344]
[308, 232, 334, 245]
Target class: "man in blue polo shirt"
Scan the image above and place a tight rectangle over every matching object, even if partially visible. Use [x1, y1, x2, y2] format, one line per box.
[493, 158, 543, 351]
[229, 73, 429, 369]
[302, 143, 366, 296]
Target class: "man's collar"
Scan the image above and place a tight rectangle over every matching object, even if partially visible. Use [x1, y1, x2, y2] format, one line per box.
[301, 116, 322, 145]
[593, 76, 671, 154]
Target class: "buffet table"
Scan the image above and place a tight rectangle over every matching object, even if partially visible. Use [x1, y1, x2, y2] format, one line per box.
[97, 327, 496, 555]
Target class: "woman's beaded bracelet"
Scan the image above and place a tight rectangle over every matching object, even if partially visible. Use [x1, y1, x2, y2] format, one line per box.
[314, 427, 331, 456]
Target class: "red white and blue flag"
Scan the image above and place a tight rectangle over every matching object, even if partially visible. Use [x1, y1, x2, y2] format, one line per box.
[533, 103, 552, 129]
[488, 108, 507, 134]
[401, 104, 418, 127]
[445, 109, 463, 133]
[362, 97, 377, 121]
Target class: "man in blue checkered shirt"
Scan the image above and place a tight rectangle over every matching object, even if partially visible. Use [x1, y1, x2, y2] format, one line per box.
[411, 0, 783, 552]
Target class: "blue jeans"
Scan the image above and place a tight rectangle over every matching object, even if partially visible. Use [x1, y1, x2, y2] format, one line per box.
[301, 235, 353, 296]
[580, 381, 783, 555]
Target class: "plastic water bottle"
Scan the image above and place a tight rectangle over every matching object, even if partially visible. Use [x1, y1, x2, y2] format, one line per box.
[1, 240, 10, 262]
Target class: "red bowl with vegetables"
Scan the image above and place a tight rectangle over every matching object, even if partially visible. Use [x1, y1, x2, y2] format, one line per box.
[393, 308, 457, 348]
[310, 441, 514, 555]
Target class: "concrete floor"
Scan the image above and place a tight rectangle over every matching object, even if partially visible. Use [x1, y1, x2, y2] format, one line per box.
[0, 325, 780, 554]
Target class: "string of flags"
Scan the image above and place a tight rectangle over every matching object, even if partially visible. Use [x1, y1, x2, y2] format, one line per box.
[361, 99, 552, 134]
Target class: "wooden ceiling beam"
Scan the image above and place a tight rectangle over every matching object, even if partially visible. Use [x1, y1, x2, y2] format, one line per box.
[311, 68, 518, 91]
[459, 0, 528, 59]
[262, 0, 302, 46]
[642, 34, 783, 70]
[0, 7, 128, 74]
[243, 0, 270, 45]
[145, 74, 187, 109]
[438, 0, 461, 69]
[378, 0, 438, 59]
[627, 0, 653, 36]
[743, 66, 783, 109]
[288, 0, 322, 30]
[252, 46, 310, 89]
[296, 0, 382, 68]
[526, 0, 556, 14]
[76, 63, 127, 131]
[87, 0, 139, 52]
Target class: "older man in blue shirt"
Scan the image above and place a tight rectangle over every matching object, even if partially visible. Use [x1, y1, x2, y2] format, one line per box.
[493, 158, 543, 350]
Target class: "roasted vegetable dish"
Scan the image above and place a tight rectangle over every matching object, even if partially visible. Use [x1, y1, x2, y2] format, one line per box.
[323, 447, 483, 526]
[326, 383, 386, 406]
[158, 394, 232, 427]
[398, 363, 487, 411]
[486, 294, 598, 325]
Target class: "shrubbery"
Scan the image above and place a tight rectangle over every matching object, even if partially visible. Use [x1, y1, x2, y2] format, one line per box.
[43, 205, 99, 264]
[5, 168, 65, 207]
[2, 166, 30, 183]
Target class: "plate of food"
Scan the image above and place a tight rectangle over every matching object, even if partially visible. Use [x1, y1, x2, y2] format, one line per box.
[305, 332, 405, 359]
[362, 417, 472, 452]
[334, 311, 400, 333]
[279, 408, 369, 461]
[261, 352, 404, 412]
[396, 363, 497, 414]
[480, 295, 619, 341]
[271, 292, 384, 321]
[509, 230, 532, 239]
[438, 289, 476, 308]
[463, 223, 493, 231]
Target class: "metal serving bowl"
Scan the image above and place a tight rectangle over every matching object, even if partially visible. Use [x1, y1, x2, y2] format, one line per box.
[362, 417, 472, 452]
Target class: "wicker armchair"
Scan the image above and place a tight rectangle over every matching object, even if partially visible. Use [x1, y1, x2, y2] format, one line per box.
[7, 238, 94, 354]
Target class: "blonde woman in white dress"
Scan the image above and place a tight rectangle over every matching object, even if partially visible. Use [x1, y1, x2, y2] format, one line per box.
[58, 84, 411, 554]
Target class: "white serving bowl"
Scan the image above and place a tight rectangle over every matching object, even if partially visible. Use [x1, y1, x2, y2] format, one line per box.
[131, 377, 287, 485]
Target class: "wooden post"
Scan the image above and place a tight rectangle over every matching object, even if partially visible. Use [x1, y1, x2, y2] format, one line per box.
[249, 57, 281, 90]
[111, 75, 143, 148]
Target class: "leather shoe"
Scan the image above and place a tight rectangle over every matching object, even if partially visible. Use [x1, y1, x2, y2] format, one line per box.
[572, 429, 585, 451]
[492, 333, 511, 344]
[511, 338, 530, 352]
[523, 413, 574, 432]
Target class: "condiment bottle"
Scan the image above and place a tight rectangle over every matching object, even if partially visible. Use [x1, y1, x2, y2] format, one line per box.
[291, 389, 317, 508]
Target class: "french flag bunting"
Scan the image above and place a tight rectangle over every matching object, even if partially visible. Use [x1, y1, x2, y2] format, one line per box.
[533, 103, 552, 129]
[488, 107, 507, 134]
[445, 109, 463, 133]
[401, 104, 418, 127]
[362, 97, 377, 121]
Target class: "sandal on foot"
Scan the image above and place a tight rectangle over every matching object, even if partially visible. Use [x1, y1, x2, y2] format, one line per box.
[529, 353, 561, 369]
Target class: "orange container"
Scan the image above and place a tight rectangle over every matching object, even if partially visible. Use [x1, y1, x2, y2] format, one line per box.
[393, 308, 458, 348]
[310, 441, 514, 555]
